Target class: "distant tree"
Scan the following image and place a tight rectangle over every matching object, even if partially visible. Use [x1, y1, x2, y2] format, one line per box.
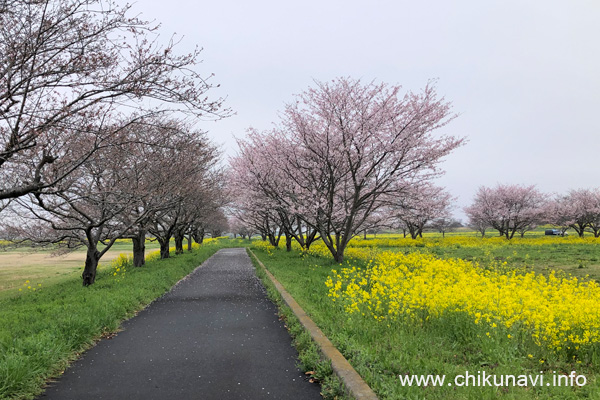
[465, 184, 546, 240]
[467, 212, 489, 237]
[146, 130, 221, 259]
[204, 209, 229, 238]
[542, 196, 572, 236]
[544, 189, 600, 237]
[431, 217, 461, 238]
[390, 183, 454, 239]
[229, 216, 253, 239]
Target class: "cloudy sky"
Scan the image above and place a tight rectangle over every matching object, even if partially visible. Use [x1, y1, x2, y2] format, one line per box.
[132, 0, 599, 220]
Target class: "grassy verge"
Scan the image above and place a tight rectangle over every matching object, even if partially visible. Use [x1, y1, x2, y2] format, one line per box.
[0, 239, 240, 400]
[247, 249, 350, 400]
[251, 245, 600, 399]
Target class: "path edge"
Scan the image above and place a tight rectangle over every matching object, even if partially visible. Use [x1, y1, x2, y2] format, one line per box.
[247, 248, 378, 400]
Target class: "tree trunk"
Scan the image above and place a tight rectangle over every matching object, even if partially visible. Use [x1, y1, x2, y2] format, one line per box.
[285, 234, 292, 252]
[174, 232, 184, 254]
[82, 247, 101, 286]
[187, 233, 193, 251]
[573, 224, 585, 237]
[132, 230, 146, 267]
[333, 247, 345, 263]
[159, 238, 170, 259]
[363, 230, 367, 239]
[320, 231, 347, 264]
[197, 231, 205, 244]
[507, 229, 516, 240]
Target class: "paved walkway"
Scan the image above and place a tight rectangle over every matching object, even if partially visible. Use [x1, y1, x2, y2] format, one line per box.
[39, 248, 322, 400]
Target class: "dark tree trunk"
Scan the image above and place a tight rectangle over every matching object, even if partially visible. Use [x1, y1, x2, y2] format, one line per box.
[319, 230, 348, 264]
[506, 229, 516, 240]
[268, 232, 281, 247]
[363, 230, 367, 239]
[174, 232, 184, 254]
[187, 233, 193, 251]
[409, 226, 418, 239]
[132, 230, 146, 267]
[261, 233, 267, 241]
[159, 238, 170, 259]
[572, 224, 586, 237]
[285, 234, 292, 252]
[82, 247, 101, 286]
[333, 247, 344, 263]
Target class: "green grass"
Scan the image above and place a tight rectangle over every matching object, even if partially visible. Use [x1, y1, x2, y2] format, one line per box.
[0, 239, 243, 400]
[251, 245, 600, 399]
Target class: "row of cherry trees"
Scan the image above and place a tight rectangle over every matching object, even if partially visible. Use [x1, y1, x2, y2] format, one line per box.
[465, 185, 600, 238]
[0, 0, 229, 285]
[229, 77, 463, 262]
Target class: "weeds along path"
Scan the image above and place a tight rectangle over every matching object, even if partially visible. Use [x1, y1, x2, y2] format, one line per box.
[38, 248, 321, 400]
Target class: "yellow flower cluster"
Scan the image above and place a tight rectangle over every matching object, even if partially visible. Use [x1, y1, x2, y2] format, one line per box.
[326, 251, 600, 353]
[252, 240, 276, 256]
[110, 253, 131, 281]
[345, 235, 598, 250]
[18, 279, 42, 292]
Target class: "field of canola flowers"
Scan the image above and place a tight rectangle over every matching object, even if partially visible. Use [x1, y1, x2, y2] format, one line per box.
[254, 234, 600, 365]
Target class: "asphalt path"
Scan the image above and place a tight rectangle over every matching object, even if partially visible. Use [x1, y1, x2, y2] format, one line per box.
[38, 248, 323, 400]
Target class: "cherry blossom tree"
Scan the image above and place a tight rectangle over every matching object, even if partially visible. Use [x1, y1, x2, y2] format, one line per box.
[8, 126, 154, 285]
[430, 217, 462, 237]
[229, 129, 320, 251]
[114, 118, 217, 265]
[145, 129, 222, 259]
[6, 118, 223, 285]
[464, 184, 546, 239]
[0, 0, 228, 209]
[544, 188, 600, 237]
[231, 78, 462, 261]
[274, 78, 462, 261]
[388, 183, 454, 239]
[229, 216, 253, 239]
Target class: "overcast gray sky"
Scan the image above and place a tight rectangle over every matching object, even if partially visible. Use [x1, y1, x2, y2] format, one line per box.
[132, 0, 599, 220]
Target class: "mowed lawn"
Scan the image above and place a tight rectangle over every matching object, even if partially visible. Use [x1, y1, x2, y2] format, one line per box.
[0, 241, 161, 299]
